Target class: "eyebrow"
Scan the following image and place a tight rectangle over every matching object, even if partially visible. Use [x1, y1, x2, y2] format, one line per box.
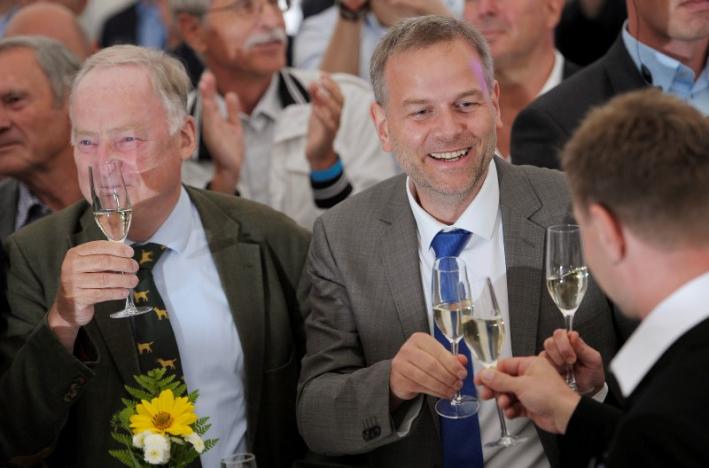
[401, 90, 486, 107]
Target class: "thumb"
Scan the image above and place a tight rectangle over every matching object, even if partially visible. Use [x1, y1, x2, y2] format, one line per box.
[572, 333, 601, 364]
[224, 92, 242, 125]
[478, 368, 522, 395]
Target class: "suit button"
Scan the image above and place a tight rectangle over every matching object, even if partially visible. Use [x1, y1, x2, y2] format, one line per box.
[372, 426, 381, 437]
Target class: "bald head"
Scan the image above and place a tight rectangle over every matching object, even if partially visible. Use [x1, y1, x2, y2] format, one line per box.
[5, 2, 91, 59]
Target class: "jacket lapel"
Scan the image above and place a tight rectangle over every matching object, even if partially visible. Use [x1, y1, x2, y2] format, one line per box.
[604, 36, 649, 94]
[496, 160, 547, 357]
[0, 179, 20, 240]
[188, 188, 265, 450]
[377, 176, 429, 341]
[70, 205, 141, 385]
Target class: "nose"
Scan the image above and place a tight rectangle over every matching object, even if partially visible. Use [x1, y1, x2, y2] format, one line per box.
[476, 0, 498, 16]
[257, 0, 285, 28]
[434, 108, 465, 142]
[0, 106, 10, 131]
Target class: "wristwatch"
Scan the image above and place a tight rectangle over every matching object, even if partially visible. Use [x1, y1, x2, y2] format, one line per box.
[336, 0, 369, 21]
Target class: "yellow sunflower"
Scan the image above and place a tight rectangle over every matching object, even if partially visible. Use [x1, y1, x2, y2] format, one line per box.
[130, 389, 197, 436]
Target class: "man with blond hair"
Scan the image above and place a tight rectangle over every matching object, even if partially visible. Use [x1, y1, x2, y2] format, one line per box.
[1, 44, 309, 467]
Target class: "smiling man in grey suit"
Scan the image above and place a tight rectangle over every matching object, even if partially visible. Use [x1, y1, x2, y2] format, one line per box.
[1, 45, 309, 467]
[297, 16, 629, 468]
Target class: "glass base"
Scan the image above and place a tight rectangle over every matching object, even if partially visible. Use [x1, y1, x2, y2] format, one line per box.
[110, 305, 153, 319]
[435, 395, 480, 419]
[485, 434, 528, 448]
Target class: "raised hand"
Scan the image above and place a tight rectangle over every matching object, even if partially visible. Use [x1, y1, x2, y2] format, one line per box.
[543, 329, 605, 395]
[390, 332, 467, 404]
[49, 241, 138, 349]
[306, 73, 344, 171]
[199, 71, 245, 192]
[475, 356, 581, 434]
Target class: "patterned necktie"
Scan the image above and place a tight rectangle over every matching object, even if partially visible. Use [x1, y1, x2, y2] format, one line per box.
[131, 243, 184, 380]
[431, 229, 484, 468]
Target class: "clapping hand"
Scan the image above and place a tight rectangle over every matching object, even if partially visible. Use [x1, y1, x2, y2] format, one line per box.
[199, 71, 245, 192]
[306, 73, 344, 171]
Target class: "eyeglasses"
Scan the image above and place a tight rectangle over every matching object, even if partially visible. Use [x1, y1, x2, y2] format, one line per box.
[207, 0, 291, 17]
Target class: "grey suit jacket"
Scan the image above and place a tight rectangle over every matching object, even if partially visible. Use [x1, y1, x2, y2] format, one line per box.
[0, 178, 19, 241]
[297, 159, 628, 468]
[1, 186, 310, 467]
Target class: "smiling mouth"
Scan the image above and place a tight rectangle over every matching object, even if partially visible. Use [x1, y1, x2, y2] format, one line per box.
[429, 147, 471, 161]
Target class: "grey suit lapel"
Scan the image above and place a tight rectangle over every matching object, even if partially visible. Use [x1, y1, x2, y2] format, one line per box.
[189, 188, 265, 451]
[70, 205, 141, 384]
[496, 160, 547, 357]
[376, 176, 429, 340]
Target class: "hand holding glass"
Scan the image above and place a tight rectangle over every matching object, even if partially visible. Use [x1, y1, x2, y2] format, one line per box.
[463, 278, 527, 448]
[90, 160, 152, 319]
[432, 256, 479, 419]
[545, 225, 588, 390]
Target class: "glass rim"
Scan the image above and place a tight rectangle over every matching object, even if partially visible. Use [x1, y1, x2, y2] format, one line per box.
[221, 453, 256, 463]
[547, 224, 580, 233]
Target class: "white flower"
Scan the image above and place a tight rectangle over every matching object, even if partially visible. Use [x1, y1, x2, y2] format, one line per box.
[132, 431, 151, 449]
[184, 432, 205, 453]
[143, 433, 171, 465]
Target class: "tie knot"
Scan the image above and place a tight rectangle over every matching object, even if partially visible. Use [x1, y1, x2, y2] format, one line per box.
[431, 229, 471, 259]
[133, 243, 167, 271]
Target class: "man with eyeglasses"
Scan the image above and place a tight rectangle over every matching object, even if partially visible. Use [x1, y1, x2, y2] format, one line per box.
[172, 0, 397, 229]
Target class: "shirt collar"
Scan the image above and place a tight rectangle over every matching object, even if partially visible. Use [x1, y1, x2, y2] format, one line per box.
[610, 271, 709, 397]
[15, 182, 49, 230]
[243, 73, 281, 130]
[132, 186, 192, 254]
[622, 21, 709, 96]
[406, 159, 500, 253]
[538, 50, 565, 97]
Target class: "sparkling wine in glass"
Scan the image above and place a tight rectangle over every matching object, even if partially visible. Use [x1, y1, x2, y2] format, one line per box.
[90, 160, 152, 319]
[221, 453, 257, 468]
[463, 277, 527, 448]
[432, 256, 479, 419]
[545, 224, 589, 390]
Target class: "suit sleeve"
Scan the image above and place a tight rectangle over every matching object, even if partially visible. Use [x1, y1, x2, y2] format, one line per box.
[510, 105, 571, 170]
[559, 396, 621, 467]
[296, 217, 418, 456]
[0, 236, 95, 464]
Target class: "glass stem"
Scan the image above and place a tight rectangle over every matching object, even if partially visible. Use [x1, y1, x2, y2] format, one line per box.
[563, 313, 578, 390]
[124, 288, 138, 313]
[495, 398, 511, 437]
[450, 339, 463, 405]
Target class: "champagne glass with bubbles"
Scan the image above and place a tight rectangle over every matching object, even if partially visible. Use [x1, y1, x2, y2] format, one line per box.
[463, 277, 527, 447]
[545, 225, 589, 390]
[90, 159, 152, 319]
[432, 256, 479, 419]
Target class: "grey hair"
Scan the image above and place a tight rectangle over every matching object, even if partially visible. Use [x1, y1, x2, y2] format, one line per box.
[0, 35, 80, 106]
[169, 0, 213, 17]
[71, 45, 191, 135]
[369, 15, 495, 105]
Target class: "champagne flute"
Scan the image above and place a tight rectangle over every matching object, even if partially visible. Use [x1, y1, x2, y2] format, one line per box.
[545, 225, 589, 390]
[432, 256, 479, 419]
[463, 277, 527, 447]
[90, 159, 152, 319]
[221, 453, 257, 468]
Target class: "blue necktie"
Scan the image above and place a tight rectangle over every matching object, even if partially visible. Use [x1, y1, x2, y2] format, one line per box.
[431, 229, 484, 468]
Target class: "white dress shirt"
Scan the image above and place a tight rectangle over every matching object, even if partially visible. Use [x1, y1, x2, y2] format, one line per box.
[130, 187, 247, 468]
[406, 161, 550, 468]
[611, 272, 709, 397]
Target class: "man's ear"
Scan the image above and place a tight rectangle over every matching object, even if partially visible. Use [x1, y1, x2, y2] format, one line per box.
[176, 12, 206, 54]
[178, 116, 197, 161]
[370, 101, 393, 152]
[589, 203, 626, 264]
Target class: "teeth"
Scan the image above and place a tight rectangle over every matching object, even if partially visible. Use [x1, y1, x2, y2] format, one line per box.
[429, 148, 469, 160]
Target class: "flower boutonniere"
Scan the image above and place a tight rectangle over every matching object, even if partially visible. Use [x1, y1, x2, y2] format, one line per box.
[109, 368, 217, 467]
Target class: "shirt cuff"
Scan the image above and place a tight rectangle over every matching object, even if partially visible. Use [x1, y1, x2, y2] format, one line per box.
[591, 382, 609, 402]
[310, 157, 353, 208]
